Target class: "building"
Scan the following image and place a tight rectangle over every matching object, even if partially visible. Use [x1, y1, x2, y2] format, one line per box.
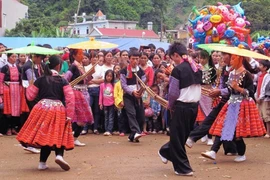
[165, 25, 189, 44]
[89, 27, 159, 40]
[68, 10, 138, 37]
[0, 0, 28, 36]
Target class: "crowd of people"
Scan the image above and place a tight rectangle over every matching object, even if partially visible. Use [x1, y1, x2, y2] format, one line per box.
[0, 41, 269, 176]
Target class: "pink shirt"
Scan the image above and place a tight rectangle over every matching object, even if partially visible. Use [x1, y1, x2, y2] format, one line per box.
[99, 83, 114, 106]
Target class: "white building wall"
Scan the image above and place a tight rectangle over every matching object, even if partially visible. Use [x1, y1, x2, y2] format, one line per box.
[70, 21, 109, 37]
[0, 0, 28, 36]
[108, 22, 136, 29]
[69, 20, 137, 37]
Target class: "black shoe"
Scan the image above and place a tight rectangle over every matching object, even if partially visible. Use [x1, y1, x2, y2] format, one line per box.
[128, 138, 139, 143]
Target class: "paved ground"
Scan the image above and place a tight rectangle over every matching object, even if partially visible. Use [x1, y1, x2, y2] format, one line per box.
[0, 134, 269, 180]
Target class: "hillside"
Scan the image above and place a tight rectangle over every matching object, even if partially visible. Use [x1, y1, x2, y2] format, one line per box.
[6, 0, 270, 37]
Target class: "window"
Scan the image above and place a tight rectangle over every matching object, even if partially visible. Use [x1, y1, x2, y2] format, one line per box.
[73, 28, 76, 34]
[77, 28, 80, 35]
[86, 27, 89, 34]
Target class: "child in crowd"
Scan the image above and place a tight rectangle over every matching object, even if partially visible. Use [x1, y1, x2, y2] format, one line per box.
[112, 64, 120, 135]
[99, 70, 115, 136]
[142, 89, 150, 135]
[114, 64, 128, 136]
[255, 60, 270, 138]
[147, 84, 161, 133]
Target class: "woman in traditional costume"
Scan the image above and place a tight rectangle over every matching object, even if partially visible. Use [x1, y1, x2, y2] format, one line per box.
[64, 49, 94, 146]
[196, 50, 216, 145]
[202, 54, 266, 162]
[0, 53, 29, 135]
[17, 55, 75, 171]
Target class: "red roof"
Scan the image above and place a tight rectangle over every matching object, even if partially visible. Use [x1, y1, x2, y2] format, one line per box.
[96, 10, 104, 17]
[97, 28, 159, 38]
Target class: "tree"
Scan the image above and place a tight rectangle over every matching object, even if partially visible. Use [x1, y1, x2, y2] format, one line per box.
[5, 19, 55, 37]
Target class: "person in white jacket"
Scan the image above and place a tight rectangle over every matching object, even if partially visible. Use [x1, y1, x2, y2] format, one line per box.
[255, 60, 270, 138]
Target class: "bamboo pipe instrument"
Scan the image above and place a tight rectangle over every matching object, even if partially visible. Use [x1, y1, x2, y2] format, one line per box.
[134, 73, 168, 108]
[70, 61, 99, 87]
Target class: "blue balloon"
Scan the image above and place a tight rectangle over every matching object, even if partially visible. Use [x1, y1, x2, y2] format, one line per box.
[239, 42, 249, 49]
[258, 36, 266, 43]
[201, 15, 211, 23]
[194, 30, 206, 38]
[265, 42, 270, 49]
[233, 2, 245, 17]
[224, 29, 235, 39]
[231, 37, 240, 46]
[189, 15, 203, 28]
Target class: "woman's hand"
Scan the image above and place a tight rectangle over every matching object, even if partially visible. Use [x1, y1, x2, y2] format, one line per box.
[29, 79, 34, 85]
[209, 89, 221, 98]
[230, 80, 239, 90]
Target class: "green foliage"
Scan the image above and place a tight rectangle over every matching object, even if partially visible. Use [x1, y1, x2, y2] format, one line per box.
[251, 30, 270, 41]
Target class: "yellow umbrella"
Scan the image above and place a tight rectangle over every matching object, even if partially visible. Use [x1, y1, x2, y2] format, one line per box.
[67, 37, 118, 49]
[198, 44, 270, 60]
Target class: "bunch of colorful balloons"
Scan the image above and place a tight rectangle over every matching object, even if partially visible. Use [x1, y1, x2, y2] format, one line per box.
[188, 2, 251, 49]
[252, 36, 270, 56]
[252, 36, 270, 49]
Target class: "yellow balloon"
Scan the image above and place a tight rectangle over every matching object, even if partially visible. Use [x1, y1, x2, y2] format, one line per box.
[210, 15, 222, 24]
[200, 9, 208, 16]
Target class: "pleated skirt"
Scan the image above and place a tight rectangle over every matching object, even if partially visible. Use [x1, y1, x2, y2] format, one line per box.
[210, 98, 266, 140]
[17, 99, 74, 150]
[72, 89, 93, 125]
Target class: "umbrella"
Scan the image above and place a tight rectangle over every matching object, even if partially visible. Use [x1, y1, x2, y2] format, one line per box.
[198, 44, 270, 60]
[67, 37, 118, 49]
[197, 43, 227, 53]
[4, 45, 62, 55]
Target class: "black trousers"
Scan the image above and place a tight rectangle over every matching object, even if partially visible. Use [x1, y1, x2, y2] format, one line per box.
[4, 115, 20, 132]
[40, 146, 64, 162]
[211, 136, 242, 155]
[0, 112, 7, 134]
[123, 95, 144, 140]
[118, 108, 129, 133]
[189, 99, 237, 154]
[189, 100, 226, 142]
[72, 123, 83, 138]
[159, 101, 198, 174]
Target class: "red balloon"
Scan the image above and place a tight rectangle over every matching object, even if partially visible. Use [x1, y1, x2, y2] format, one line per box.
[230, 26, 250, 35]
